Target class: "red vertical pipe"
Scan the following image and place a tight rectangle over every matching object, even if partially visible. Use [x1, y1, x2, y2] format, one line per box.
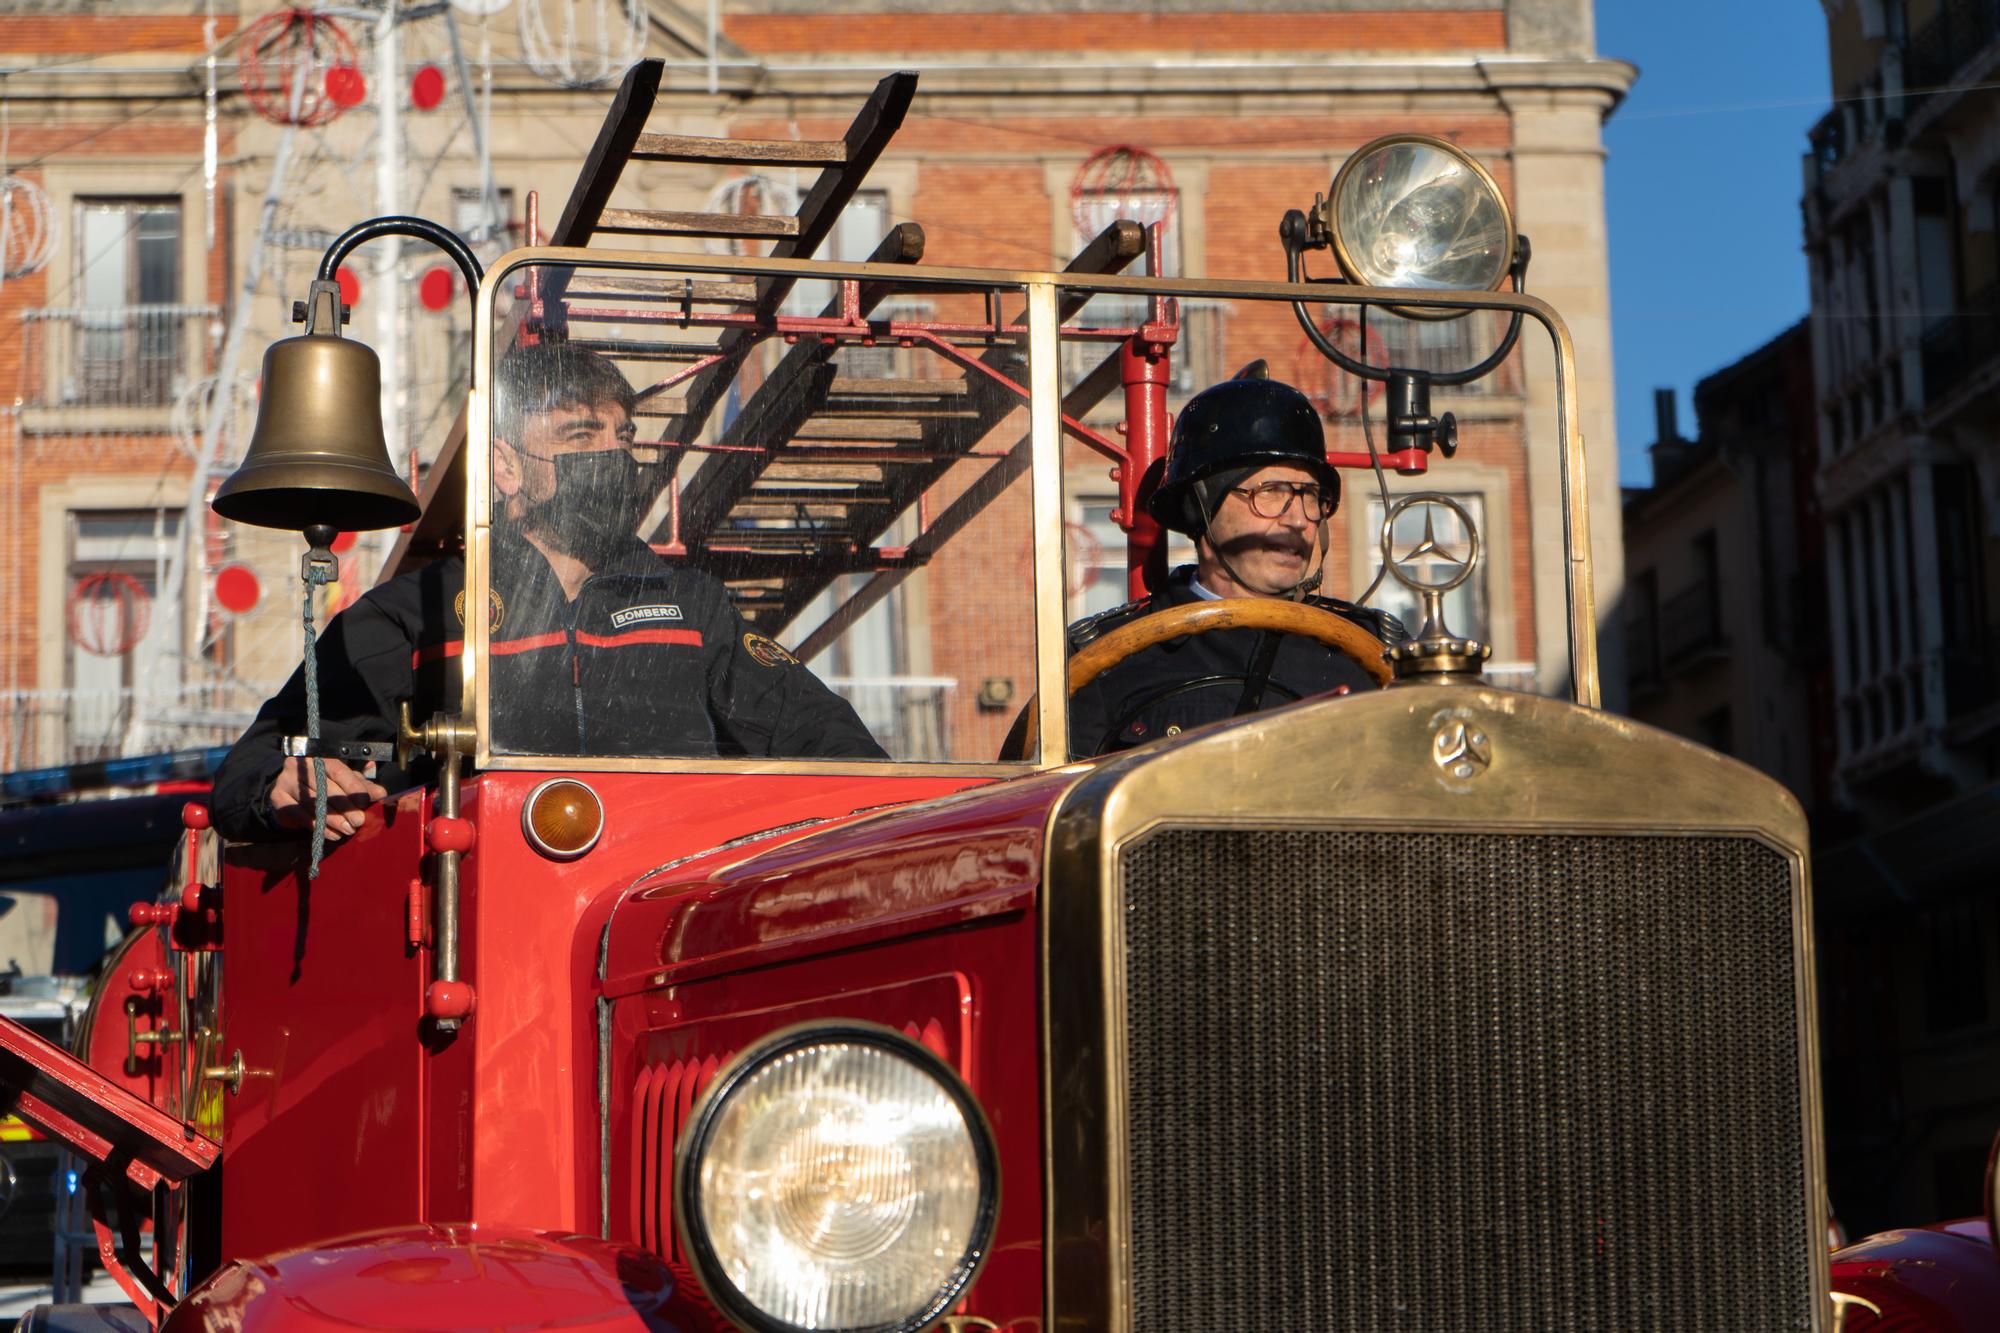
[1119, 336, 1171, 598]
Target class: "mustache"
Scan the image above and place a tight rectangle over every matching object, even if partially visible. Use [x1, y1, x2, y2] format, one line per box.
[1213, 532, 1312, 558]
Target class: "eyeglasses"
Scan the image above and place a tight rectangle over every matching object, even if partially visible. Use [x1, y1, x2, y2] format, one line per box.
[1228, 481, 1334, 521]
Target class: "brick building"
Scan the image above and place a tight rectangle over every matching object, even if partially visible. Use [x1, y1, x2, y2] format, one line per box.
[0, 0, 1633, 772]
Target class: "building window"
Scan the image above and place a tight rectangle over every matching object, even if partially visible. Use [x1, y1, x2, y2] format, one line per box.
[786, 188, 889, 317]
[1627, 568, 1661, 694]
[1934, 463, 1992, 716]
[1065, 492, 1194, 623]
[64, 509, 183, 760]
[451, 184, 515, 250]
[1922, 898, 1988, 1034]
[1360, 308, 1516, 397]
[72, 198, 182, 406]
[1066, 178, 1203, 392]
[1365, 493, 1489, 642]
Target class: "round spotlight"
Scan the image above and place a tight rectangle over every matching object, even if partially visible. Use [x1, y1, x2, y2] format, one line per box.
[1326, 134, 1515, 317]
[521, 778, 603, 860]
[677, 1023, 999, 1333]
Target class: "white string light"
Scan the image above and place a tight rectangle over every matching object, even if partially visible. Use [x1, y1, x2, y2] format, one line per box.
[519, 0, 645, 89]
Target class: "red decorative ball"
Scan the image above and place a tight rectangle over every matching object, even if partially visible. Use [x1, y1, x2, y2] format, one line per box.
[335, 265, 360, 308]
[68, 571, 150, 656]
[1070, 145, 1178, 246]
[426, 980, 476, 1020]
[418, 266, 454, 312]
[427, 817, 477, 855]
[329, 530, 359, 555]
[325, 62, 366, 109]
[410, 64, 446, 111]
[181, 803, 212, 830]
[240, 10, 359, 128]
[213, 563, 261, 615]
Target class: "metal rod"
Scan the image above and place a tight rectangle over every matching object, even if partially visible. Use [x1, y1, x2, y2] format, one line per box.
[436, 745, 461, 987]
[317, 216, 485, 314]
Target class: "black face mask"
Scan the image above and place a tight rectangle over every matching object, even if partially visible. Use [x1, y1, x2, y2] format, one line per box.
[520, 448, 646, 566]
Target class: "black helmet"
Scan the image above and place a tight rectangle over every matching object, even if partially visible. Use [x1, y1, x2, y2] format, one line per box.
[1147, 365, 1340, 536]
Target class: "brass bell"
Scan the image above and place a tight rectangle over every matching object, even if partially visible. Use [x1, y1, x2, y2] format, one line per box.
[213, 279, 421, 533]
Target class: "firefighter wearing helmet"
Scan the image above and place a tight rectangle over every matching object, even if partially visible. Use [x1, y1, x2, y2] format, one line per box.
[1066, 364, 1407, 759]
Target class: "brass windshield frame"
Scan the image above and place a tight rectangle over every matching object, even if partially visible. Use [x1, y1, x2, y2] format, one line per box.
[466, 246, 1595, 774]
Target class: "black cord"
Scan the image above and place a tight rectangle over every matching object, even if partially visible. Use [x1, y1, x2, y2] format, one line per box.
[1350, 304, 1396, 608]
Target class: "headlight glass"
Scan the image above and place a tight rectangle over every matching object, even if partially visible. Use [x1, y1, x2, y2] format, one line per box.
[680, 1025, 997, 1333]
[1330, 134, 1514, 298]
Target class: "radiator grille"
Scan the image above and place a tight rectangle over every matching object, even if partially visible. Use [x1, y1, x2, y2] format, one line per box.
[1118, 829, 1811, 1331]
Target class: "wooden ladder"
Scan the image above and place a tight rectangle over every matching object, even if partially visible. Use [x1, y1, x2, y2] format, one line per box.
[389, 58, 1154, 643]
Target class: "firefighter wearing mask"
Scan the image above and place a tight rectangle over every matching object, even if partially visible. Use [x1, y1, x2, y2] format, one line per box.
[211, 342, 884, 845]
[1066, 365, 1407, 759]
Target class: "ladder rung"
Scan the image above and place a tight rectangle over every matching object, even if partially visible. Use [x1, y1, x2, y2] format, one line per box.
[630, 133, 848, 167]
[822, 404, 981, 421]
[828, 377, 970, 397]
[565, 276, 759, 303]
[730, 502, 879, 519]
[567, 342, 724, 362]
[596, 208, 800, 239]
[765, 463, 888, 483]
[793, 418, 925, 441]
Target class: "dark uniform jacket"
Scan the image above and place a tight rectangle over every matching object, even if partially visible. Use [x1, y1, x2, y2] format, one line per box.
[211, 524, 884, 841]
[1066, 566, 1408, 758]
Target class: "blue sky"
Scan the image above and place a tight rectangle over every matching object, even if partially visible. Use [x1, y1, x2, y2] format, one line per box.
[1598, 4, 1832, 485]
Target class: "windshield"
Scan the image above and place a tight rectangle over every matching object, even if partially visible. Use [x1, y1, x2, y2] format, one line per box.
[477, 260, 1047, 766]
[473, 255, 1574, 769]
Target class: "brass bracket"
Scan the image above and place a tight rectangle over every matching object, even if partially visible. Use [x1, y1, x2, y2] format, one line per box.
[201, 1050, 247, 1096]
[398, 704, 478, 1032]
[123, 997, 182, 1060]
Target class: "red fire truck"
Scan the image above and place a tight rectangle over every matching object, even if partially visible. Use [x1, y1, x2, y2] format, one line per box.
[4, 59, 1972, 1333]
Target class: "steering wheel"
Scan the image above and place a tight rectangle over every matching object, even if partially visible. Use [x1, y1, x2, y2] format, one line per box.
[999, 597, 1390, 760]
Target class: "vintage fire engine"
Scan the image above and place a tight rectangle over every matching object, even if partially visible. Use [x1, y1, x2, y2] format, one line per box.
[4, 58, 1963, 1333]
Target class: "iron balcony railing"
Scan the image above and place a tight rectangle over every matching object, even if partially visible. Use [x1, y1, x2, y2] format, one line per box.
[1919, 279, 2000, 407]
[1904, 0, 2000, 116]
[818, 676, 952, 762]
[18, 304, 220, 412]
[1, 684, 256, 773]
[1661, 581, 1725, 667]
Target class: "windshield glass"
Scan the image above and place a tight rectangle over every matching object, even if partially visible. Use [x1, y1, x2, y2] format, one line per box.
[479, 260, 1044, 765]
[1056, 281, 1545, 695]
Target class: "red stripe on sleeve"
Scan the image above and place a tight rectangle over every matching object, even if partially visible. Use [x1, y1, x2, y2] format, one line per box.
[412, 640, 465, 668]
[490, 631, 570, 656]
[576, 628, 704, 650]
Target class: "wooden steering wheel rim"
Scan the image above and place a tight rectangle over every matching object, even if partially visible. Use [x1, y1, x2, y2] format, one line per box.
[998, 598, 1390, 761]
[1069, 596, 1392, 692]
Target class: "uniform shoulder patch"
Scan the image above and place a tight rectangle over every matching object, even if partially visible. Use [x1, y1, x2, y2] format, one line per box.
[742, 632, 798, 668]
[1066, 595, 1154, 653]
[453, 588, 506, 631]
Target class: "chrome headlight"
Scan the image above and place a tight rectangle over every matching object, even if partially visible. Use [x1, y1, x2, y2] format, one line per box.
[676, 1022, 999, 1333]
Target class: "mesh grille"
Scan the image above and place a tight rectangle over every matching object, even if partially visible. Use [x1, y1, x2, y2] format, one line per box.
[1119, 829, 1811, 1331]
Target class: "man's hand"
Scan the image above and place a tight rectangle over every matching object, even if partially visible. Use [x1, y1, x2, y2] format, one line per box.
[268, 757, 389, 840]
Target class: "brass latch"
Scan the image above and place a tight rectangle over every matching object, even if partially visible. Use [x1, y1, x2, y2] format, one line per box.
[201, 1050, 248, 1096]
[123, 996, 182, 1059]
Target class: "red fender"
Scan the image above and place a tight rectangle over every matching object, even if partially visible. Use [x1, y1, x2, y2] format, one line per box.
[1832, 1219, 2000, 1330]
[162, 1225, 729, 1332]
